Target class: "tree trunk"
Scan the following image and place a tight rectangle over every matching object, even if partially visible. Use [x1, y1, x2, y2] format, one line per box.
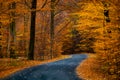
[0, 22, 3, 58]
[50, 0, 55, 59]
[9, 2, 16, 58]
[24, 13, 29, 57]
[28, 0, 37, 60]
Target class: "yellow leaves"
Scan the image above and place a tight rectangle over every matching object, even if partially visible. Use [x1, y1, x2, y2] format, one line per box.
[118, 70, 120, 74]
[0, 20, 10, 25]
[73, 1, 120, 79]
[80, 2, 102, 15]
[0, 15, 11, 25]
[109, 68, 116, 75]
[16, 33, 24, 37]
[75, 2, 105, 32]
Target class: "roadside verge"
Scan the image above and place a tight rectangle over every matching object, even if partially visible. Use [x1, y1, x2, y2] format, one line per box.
[76, 54, 107, 80]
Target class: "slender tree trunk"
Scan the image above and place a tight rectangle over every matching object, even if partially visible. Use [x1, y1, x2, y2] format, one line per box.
[24, 13, 29, 57]
[28, 0, 37, 60]
[50, 0, 55, 59]
[7, 27, 11, 57]
[0, 22, 3, 58]
[9, 2, 16, 58]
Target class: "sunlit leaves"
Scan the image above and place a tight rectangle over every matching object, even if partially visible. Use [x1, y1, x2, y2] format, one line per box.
[76, 0, 120, 79]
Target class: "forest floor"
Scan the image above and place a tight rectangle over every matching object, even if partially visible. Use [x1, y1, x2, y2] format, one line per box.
[76, 54, 107, 80]
[0, 55, 70, 78]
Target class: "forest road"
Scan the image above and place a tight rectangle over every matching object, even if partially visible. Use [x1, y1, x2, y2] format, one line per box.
[1, 54, 87, 80]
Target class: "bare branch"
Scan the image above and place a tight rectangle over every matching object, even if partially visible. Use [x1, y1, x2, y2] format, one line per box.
[41, 0, 48, 9]
[55, 21, 71, 38]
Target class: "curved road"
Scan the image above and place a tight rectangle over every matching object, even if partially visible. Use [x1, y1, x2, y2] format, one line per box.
[1, 54, 87, 80]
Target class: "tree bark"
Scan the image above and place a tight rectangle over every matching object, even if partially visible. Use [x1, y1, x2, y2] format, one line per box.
[28, 0, 37, 60]
[50, 0, 55, 59]
[9, 2, 16, 58]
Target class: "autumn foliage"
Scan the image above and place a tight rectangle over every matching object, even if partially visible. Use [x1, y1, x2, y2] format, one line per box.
[0, 0, 120, 79]
[77, 0, 120, 79]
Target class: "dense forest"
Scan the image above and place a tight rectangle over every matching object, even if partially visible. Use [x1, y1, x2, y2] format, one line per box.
[0, 0, 120, 80]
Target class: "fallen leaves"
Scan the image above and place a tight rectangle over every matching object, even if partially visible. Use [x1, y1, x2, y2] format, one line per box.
[76, 54, 107, 80]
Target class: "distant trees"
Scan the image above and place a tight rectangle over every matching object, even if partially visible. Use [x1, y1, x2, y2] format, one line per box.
[0, 0, 18, 58]
[62, 28, 82, 54]
[47, 0, 82, 58]
[0, 0, 88, 59]
[0, 0, 31, 58]
[0, 1, 7, 57]
[62, 27, 95, 55]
